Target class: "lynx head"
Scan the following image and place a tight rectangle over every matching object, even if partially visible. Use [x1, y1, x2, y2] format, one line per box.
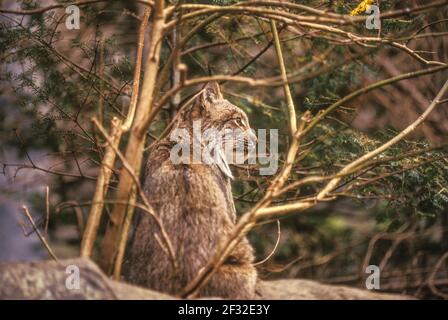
[172, 82, 257, 179]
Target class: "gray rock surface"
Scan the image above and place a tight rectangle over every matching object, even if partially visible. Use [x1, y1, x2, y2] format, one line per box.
[0, 258, 413, 300]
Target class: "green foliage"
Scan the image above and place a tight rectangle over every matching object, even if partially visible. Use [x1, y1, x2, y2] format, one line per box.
[1, 0, 447, 296]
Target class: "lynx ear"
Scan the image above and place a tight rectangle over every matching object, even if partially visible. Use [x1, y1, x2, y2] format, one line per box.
[201, 82, 223, 105]
[190, 82, 223, 120]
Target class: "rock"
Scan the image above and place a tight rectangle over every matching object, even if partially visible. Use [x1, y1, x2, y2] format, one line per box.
[256, 279, 413, 300]
[0, 258, 171, 300]
[0, 258, 413, 300]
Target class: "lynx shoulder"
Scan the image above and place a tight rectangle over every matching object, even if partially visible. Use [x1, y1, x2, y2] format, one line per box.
[124, 82, 257, 299]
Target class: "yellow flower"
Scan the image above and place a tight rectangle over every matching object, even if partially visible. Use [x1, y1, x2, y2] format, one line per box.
[350, 0, 374, 16]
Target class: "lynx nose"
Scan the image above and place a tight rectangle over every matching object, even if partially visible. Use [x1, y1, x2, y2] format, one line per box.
[247, 129, 257, 145]
[245, 129, 257, 150]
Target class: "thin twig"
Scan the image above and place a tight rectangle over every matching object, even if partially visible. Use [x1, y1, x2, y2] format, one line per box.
[22, 205, 58, 261]
[45, 186, 50, 238]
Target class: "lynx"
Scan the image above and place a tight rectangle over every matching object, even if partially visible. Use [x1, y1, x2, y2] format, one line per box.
[124, 82, 257, 299]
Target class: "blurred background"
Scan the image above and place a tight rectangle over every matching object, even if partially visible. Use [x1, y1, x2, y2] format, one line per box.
[1, 0, 447, 298]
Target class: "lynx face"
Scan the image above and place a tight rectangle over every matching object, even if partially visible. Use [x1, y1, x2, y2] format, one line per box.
[175, 82, 257, 179]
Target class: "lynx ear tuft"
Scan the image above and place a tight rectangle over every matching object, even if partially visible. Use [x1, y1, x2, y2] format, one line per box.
[190, 82, 223, 120]
[202, 82, 223, 105]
